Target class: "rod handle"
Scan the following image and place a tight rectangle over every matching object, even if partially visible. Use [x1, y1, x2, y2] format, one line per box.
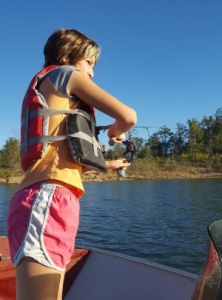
[108, 137, 117, 146]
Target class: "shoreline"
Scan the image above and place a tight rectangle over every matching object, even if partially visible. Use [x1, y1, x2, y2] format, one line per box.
[82, 172, 222, 182]
[1, 169, 222, 185]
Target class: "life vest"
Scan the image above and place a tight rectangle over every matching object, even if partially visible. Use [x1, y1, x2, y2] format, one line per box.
[66, 105, 107, 173]
[20, 66, 106, 173]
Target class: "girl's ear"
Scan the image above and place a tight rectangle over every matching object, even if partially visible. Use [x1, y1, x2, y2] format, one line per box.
[62, 57, 69, 64]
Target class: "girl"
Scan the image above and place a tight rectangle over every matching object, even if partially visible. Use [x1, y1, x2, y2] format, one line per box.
[7, 28, 137, 300]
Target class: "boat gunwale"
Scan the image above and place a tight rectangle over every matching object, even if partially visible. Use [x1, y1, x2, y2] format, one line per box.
[75, 243, 198, 280]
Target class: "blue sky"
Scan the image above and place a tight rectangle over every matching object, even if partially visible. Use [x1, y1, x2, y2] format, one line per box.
[1, 0, 221, 148]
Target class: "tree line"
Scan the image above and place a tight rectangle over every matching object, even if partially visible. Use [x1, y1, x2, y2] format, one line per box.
[0, 108, 222, 183]
[104, 107, 222, 171]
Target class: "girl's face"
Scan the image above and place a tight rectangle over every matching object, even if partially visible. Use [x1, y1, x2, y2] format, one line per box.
[75, 56, 96, 78]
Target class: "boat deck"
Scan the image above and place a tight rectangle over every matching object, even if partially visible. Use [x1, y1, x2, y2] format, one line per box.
[0, 236, 90, 299]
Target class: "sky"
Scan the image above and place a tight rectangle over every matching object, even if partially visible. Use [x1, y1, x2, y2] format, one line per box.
[1, 0, 222, 148]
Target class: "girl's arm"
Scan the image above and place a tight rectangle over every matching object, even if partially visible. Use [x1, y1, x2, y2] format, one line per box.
[67, 71, 137, 139]
[82, 159, 130, 174]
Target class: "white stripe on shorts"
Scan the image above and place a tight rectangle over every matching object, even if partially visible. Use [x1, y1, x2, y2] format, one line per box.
[13, 183, 64, 270]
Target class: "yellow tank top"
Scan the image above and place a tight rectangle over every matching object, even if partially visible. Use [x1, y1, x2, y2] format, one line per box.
[18, 73, 85, 198]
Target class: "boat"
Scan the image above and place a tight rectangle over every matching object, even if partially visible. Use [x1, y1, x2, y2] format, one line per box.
[1, 219, 222, 300]
[0, 236, 196, 300]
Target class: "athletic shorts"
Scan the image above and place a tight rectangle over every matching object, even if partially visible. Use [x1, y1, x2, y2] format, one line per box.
[7, 182, 80, 271]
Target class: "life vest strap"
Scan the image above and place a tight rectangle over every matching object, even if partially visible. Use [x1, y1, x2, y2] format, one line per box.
[67, 132, 101, 157]
[21, 108, 92, 152]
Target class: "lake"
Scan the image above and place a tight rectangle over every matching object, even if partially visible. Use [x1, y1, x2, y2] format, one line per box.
[1, 178, 222, 275]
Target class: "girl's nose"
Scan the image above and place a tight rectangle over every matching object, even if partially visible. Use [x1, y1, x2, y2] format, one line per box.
[88, 69, 94, 78]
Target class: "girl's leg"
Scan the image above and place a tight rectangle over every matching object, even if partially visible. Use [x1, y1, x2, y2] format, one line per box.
[16, 257, 65, 300]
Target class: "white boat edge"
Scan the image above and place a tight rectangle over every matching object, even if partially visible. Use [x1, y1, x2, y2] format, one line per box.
[64, 244, 198, 300]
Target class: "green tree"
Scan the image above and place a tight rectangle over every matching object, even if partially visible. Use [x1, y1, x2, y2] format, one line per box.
[0, 137, 21, 183]
[215, 108, 222, 122]
[148, 126, 174, 157]
[187, 119, 205, 164]
[200, 115, 215, 157]
[212, 108, 222, 154]
[148, 132, 161, 157]
[0, 138, 20, 169]
[172, 123, 188, 160]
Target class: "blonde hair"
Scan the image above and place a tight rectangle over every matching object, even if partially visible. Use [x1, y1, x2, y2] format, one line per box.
[43, 29, 100, 67]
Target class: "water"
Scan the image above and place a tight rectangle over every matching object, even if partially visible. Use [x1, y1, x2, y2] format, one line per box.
[1, 179, 222, 275]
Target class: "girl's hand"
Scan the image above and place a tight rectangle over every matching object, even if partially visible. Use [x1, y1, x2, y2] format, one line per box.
[107, 123, 126, 144]
[106, 159, 130, 178]
[106, 159, 130, 171]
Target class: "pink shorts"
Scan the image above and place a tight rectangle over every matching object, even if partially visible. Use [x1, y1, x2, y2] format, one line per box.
[7, 182, 79, 271]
